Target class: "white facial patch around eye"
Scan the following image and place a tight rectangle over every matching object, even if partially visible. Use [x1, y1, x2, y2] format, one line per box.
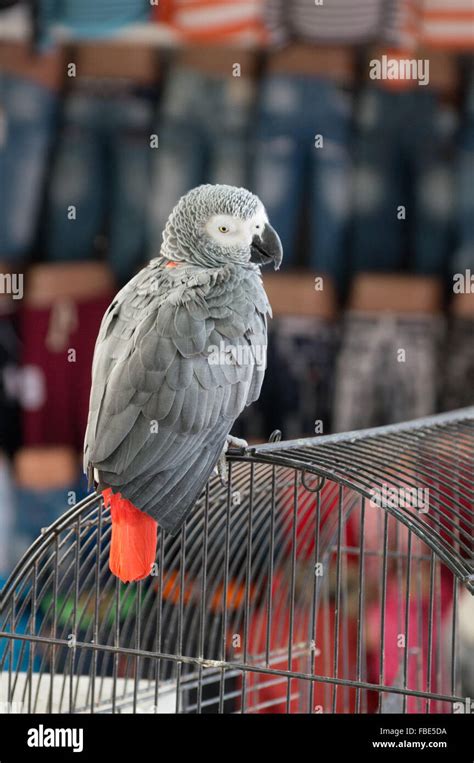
[205, 214, 247, 247]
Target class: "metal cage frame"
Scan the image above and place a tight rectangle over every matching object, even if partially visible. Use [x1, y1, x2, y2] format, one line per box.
[1, 407, 473, 714]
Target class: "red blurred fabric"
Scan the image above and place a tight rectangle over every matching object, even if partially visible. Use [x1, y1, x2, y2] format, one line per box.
[20, 295, 112, 450]
[242, 593, 359, 713]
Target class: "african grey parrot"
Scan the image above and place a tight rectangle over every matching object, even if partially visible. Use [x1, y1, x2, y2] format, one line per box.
[84, 184, 282, 582]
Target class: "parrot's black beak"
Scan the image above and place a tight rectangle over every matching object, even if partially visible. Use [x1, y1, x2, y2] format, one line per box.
[250, 223, 283, 270]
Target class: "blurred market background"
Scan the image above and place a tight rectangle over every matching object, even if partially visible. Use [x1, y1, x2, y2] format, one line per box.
[0, 0, 473, 586]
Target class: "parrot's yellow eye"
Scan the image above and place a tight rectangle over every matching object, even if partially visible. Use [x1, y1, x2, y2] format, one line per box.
[219, 225, 229, 233]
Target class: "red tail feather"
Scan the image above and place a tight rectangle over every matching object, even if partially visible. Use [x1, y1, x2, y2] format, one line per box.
[102, 489, 158, 583]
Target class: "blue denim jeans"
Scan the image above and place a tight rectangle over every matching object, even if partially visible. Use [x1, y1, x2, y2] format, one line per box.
[13, 474, 89, 565]
[352, 87, 456, 275]
[0, 73, 58, 262]
[252, 74, 352, 284]
[45, 84, 153, 284]
[148, 65, 255, 255]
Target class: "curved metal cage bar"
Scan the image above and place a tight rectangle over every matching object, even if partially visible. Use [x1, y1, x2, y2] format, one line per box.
[1, 409, 473, 714]
[243, 407, 474, 592]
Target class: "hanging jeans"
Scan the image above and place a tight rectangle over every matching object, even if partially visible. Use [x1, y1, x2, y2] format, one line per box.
[44, 83, 153, 284]
[0, 73, 58, 262]
[252, 73, 352, 287]
[148, 65, 256, 256]
[352, 86, 456, 275]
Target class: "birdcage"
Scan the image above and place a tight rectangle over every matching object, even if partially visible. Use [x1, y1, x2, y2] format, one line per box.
[1, 408, 473, 714]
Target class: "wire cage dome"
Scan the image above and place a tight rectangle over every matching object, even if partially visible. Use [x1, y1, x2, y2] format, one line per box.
[1, 408, 473, 715]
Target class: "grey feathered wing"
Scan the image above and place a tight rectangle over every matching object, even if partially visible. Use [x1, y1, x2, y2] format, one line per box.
[84, 264, 269, 534]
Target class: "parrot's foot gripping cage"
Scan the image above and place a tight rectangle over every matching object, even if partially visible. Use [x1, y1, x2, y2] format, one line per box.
[1, 408, 473, 714]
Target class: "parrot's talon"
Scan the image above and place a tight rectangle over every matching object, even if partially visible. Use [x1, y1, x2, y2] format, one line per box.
[225, 435, 248, 452]
[217, 453, 228, 486]
[215, 436, 248, 486]
[217, 440, 229, 485]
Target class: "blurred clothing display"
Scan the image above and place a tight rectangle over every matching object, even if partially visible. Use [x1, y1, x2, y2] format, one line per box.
[366, 573, 453, 713]
[14, 483, 74, 554]
[45, 81, 153, 284]
[265, 0, 402, 46]
[253, 73, 352, 283]
[0, 12, 472, 587]
[352, 86, 456, 276]
[244, 585, 359, 713]
[442, 317, 474, 411]
[0, 312, 20, 455]
[19, 289, 113, 449]
[0, 453, 15, 578]
[149, 62, 256, 254]
[257, 316, 338, 439]
[333, 312, 444, 432]
[452, 588, 474, 699]
[0, 72, 58, 263]
[37, 0, 151, 48]
[235, 272, 339, 441]
[13, 447, 88, 558]
[452, 64, 474, 274]
[395, 0, 474, 51]
[453, 133, 474, 274]
[420, 0, 474, 50]
[156, 0, 266, 44]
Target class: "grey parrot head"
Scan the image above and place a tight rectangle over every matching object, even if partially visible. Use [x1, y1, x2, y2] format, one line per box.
[160, 184, 283, 270]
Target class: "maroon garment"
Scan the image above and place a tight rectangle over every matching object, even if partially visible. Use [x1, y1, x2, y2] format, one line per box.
[19, 295, 112, 450]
